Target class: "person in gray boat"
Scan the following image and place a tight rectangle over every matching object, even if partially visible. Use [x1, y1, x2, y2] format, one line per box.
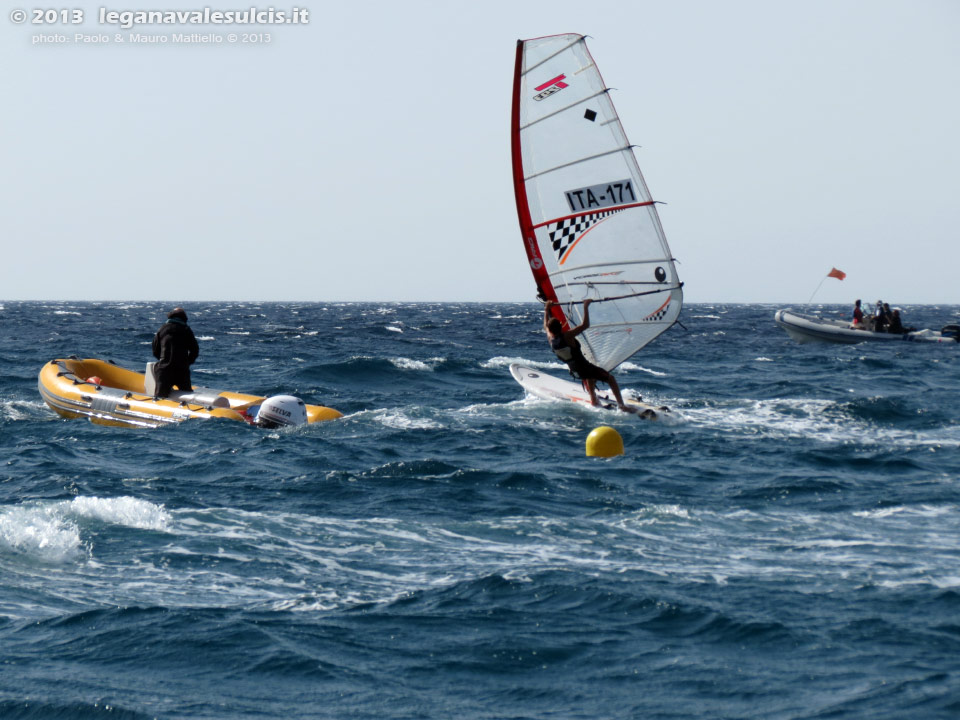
[151, 307, 200, 397]
[886, 308, 916, 335]
[873, 300, 889, 332]
[851, 299, 864, 328]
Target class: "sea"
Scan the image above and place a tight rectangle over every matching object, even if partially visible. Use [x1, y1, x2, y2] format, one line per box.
[1, 301, 959, 720]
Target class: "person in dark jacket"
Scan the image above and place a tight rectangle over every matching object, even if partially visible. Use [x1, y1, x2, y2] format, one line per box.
[152, 307, 200, 397]
[886, 309, 915, 334]
[873, 300, 889, 332]
[544, 299, 629, 411]
[887, 309, 905, 334]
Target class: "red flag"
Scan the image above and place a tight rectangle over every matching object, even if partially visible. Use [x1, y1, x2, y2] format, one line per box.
[827, 267, 846, 281]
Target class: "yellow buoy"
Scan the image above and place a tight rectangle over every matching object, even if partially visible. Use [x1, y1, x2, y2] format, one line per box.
[586, 426, 624, 457]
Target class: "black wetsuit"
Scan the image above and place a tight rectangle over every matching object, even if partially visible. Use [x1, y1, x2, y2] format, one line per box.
[551, 334, 607, 381]
[874, 310, 888, 333]
[152, 318, 199, 397]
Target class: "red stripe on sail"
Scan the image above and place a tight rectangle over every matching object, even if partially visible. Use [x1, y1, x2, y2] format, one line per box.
[534, 74, 568, 91]
[512, 40, 565, 327]
[532, 201, 656, 231]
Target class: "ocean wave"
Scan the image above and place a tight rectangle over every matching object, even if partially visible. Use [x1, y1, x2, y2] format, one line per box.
[482, 356, 567, 371]
[677, 396, 960, 447]
[618, 361, 668, 377]
[192, 367, 230, 376]
[371, 409, 444, 430]
[4, 496, 958, 617]
[66, 496, 171, 531]
[852, 504, 953, 520]
[0, 399, 50, 421]
[0, 504, 84, 563]
[0, 496, 170, 565]
[388, 357, 444, 371]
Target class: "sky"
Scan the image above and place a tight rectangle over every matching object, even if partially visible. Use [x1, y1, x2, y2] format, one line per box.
[2, 0, 958, 304]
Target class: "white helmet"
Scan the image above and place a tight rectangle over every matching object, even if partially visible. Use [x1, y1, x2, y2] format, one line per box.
[255, 395, 308, 428]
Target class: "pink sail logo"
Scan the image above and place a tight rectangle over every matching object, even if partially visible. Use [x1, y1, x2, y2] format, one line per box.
[533, 74, 568, 101]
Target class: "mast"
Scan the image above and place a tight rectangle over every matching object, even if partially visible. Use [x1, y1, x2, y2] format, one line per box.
[511, 39, 566, 328]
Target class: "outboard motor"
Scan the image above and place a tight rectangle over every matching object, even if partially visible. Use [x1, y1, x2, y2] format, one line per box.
[255, 395, 308, 428]
[940, 325, 960, 342]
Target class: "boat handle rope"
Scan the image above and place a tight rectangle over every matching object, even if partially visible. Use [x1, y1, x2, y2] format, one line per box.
[122, 391, 219, 412]
[54, 361, 219, 412]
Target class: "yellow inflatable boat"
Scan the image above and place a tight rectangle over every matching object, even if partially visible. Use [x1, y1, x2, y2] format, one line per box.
[38, 357, 342, 429]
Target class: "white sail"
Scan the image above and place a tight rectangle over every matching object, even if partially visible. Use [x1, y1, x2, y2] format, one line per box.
[511, 34, 683, 371]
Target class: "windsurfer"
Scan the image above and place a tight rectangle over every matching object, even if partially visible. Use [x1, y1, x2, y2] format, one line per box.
[544, 299, 629, 411]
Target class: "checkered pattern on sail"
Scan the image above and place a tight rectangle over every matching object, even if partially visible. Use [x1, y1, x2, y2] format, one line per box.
[643, 298, 672, 323]
[548, 209, 622, 262]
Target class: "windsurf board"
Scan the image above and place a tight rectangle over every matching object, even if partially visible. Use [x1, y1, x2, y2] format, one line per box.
[509, 363, 666, 419]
